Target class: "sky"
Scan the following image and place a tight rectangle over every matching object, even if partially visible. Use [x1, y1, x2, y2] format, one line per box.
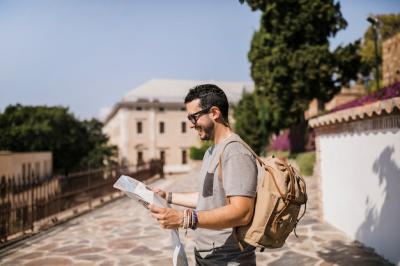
[1, 0, 399, 120]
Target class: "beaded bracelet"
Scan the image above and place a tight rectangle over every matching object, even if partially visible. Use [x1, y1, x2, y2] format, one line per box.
[183, 209, 189, 229]
[181, 209, 198, 231]
[191, 210, 198, 230]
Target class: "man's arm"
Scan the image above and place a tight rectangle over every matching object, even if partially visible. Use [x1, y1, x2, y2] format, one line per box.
[197, 196, 254, 229]
[152, 188, 198, 208]
[149, 195, 254, 229]
[170, 192, 198, 209]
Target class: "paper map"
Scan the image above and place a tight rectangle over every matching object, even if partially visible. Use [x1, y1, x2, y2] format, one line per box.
[113, 175, 188, 266]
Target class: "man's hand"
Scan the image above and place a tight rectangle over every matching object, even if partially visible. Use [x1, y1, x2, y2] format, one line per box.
[149, 204, 183, 229]
[149, 187, 167, 200]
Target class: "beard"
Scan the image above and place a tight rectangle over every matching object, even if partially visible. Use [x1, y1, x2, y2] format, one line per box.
[196, 121, 215, 141]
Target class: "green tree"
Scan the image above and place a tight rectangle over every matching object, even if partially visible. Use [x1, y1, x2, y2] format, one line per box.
[0, 104, 116, 174]
[360, 13, 400, 91]
[237, 0, 361, 152]
[79, 119, 118, 169]
[233, 91, 267, 154]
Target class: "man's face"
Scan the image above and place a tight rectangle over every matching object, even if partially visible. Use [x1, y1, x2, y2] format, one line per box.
[186, 99, 215, 141]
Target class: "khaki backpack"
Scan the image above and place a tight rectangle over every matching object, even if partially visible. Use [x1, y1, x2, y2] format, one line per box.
[218, 140, 307, 250]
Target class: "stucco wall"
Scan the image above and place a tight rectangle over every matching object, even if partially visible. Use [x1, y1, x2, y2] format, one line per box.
[0, 151, 52, 180]
[318, 128, 400, 264]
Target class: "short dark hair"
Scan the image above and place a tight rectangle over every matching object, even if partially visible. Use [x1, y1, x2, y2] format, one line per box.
[184, 84, 229, 123]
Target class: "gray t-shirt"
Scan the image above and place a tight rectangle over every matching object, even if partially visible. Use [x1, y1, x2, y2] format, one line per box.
[194, 133, 258, 252]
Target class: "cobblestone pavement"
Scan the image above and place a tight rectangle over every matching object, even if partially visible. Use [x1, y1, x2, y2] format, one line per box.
[0, 163, 392, 266]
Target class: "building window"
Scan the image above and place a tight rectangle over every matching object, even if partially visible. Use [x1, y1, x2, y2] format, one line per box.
[160, 150, 165, 164]
[137, 151, 144, 165]
[136, 106, 142, 111]
[182, 150, 187, 165]
[159, 121, 165, 134]
[137, 121, 142, 134]
[181, 122, 186, 133]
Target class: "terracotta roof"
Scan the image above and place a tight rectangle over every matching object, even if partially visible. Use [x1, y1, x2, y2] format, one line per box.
[309, 97, 400, 128]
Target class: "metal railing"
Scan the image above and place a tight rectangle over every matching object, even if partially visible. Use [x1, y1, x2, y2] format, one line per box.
[0, 159, 163, 246]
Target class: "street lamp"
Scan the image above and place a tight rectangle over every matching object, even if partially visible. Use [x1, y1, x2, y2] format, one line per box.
[367, 16, 381, 90]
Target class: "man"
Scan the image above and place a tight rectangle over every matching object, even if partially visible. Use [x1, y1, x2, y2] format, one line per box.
[149, 84, 258, 265]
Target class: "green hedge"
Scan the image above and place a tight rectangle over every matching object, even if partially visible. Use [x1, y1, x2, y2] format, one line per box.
[267, 150, 316, 176]
[189, 141, 212, 160]
[295, 151, 316, 176]
[267, 150, 290, 159]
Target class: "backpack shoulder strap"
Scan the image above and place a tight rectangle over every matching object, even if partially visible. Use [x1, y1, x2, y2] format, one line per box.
[217, 140, 265, 182]
[216, 139, 262, 252]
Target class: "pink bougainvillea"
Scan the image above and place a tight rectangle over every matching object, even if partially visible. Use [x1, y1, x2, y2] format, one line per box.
[330, 82, 400, 113]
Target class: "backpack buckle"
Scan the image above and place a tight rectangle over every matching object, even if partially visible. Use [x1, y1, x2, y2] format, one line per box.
[286, 194, 296, 201]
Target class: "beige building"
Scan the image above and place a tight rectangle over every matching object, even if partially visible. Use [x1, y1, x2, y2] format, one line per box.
[0, 151, 52, 180]
[103, 79, 253, 173]
[382, 32, 400, 87]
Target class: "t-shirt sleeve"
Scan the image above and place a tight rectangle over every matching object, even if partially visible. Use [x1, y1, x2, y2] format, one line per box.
[222, 152, 257, 197]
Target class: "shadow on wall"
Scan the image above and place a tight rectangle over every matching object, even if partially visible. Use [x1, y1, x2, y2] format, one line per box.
[356, 146, 400, 264]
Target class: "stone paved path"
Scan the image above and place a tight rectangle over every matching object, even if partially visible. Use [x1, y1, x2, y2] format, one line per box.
[0, 164, 392, 266]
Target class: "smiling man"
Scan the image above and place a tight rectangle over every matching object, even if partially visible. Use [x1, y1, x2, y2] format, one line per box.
[149, 84, 258, 265]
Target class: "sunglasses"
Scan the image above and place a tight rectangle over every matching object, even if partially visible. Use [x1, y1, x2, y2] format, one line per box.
[187, 106, 212, 125]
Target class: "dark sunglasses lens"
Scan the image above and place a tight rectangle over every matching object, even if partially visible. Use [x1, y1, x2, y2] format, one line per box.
[188, 107, 210, 125]
[188, 115, 195, 124]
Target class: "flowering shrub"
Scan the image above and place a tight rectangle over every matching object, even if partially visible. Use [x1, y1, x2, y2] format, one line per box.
[330, 82, 400, 113]
[270, 130, 290, 151]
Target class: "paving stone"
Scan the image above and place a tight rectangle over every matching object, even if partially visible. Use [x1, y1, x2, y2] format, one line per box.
[23, 257, 74, 266]
[255, 252, 272, 262]
[0, 166, 392, 265]
[149, 258, 173, 265]
[36, 243, 58, 251]
[312, 222, 338, 232]
[299, 217, 319, 226]
[287, 234, 308, 243]
[67, 247, 105, 256]
[269, 251, 319, 266]
[98, 260, 116, 266]
[117, 256, 141, 265]
[317, 240, 393, 266]
[107, 240, 136, 250]
[76, 254, 107, 261]
[15, 252, 44, 260]
[129, 245, 159, 256]
[74, 261, 96, 266]
[4, 261, 27, 266]
[52, 245, 86, 253]
[318, 261, 335, 266]
[311, 235, 323, 243]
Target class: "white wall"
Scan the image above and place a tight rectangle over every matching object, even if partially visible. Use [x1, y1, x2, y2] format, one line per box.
[319, 128, 400, 264]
